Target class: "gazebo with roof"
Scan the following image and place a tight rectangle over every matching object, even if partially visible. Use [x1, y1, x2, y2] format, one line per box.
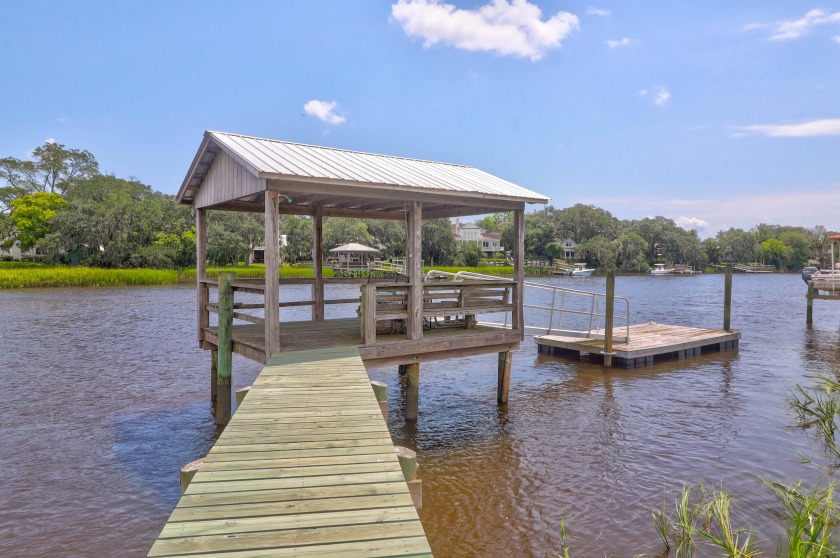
[178, 130, 548, 420]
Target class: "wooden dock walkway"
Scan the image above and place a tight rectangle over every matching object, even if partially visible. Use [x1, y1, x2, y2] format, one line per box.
[536, 322, 740, 369]
[148, 346, 432, 557]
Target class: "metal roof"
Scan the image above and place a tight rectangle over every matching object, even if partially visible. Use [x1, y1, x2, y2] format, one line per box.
[329, 243, 380, 253]
[178, 131, 549, 208]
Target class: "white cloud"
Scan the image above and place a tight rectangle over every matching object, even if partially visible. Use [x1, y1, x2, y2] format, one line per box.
[45, 137, 56, 144]
[639, 85, 670, 106]
[390, 0, 580, 61]
[303, 100, 346, 125]
[675, 216, 710, 232]
[745, 9, 840, 41]
[586, 7, 610, 17]
[833, 35, 840, 44]
[734, 118, 840, 137]
[605, 37, 631, 48]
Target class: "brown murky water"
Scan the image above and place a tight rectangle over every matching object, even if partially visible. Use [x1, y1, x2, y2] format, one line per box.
[1, 274, 838, 557]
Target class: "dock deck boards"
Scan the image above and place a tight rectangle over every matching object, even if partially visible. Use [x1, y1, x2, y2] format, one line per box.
[536, 322, 740, 368]
[148, 346, 433, 557]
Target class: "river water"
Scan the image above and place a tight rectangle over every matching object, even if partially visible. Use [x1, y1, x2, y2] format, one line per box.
[1, 274, 838, 557]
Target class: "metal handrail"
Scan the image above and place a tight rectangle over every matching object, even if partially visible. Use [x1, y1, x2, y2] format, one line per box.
[424, 269, 631, 341]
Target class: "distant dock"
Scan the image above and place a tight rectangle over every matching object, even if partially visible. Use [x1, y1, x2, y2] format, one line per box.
[536, 322, 740, 369]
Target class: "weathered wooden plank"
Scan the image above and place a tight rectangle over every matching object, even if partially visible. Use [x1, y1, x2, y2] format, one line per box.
[177, 481, 412, 508]
[152, 536, 432, 557]
[148, 520, 426, 556]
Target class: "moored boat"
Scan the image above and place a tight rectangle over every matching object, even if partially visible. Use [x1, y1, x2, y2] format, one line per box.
[569, 262, 594, 276]
[649, 263, 674, 275]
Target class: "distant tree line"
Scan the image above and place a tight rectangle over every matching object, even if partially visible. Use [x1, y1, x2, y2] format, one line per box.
[1, 142, 834, 271]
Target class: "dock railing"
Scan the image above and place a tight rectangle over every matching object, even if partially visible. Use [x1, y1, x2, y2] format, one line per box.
[359, 279, 516, 345]
[425, 270, 631, 342]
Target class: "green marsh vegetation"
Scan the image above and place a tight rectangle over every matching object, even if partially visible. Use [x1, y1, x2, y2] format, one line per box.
[0, 266, 178, 288]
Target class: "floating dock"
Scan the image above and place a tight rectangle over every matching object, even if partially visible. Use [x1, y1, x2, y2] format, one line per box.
[535, 322, 740, 369]
[148, 346, 432, 557]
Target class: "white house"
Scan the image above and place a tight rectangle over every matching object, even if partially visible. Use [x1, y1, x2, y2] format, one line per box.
[452, 219, 503, 256]
[557, 237, 577, 260]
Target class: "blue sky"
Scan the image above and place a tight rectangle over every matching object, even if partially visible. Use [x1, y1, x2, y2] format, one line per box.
[1, 1, 839, 237]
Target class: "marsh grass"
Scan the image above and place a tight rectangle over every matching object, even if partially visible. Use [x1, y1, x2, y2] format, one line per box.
[696, 486, 759, 557]
[0, 266, 178, 288]
[789, 377, 840, 462]
[760, 478, 839, 557]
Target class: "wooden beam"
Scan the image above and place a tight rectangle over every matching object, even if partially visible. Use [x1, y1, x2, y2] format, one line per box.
[513, 207, 525, 341]
[603, 269, 615, 367]
[312, 208, 324, 321]
[196, 207, 208, 341]
[406, 201, 423, 340]
[263, 176, 545, 207]
[216, 272, 234, 425]
[264, 187, 281, 357]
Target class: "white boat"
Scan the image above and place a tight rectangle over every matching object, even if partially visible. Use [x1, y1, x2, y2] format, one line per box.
[569, 262, 594, 276]
[649, 263, 674, 275]
[808, 234, 840, 293]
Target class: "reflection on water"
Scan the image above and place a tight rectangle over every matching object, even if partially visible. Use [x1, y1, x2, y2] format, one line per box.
[2, 275, 840, 556]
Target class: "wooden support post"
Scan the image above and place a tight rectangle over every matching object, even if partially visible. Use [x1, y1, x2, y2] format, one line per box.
[405, 363, 420, 421]
[406, 202, 423, 340]
[264, 186, 281, 358]
[196, 208, 208, 342]
[603, 269, 616, 368]
[724, 265, 733, 332]
[807, 283, 815, 325]
[513, 208, 525, 341]
[216, 271, 235, 426]
[235, 385, 251, 408]
[312, 208, 324, 321]
[371, 380, 388, 419]
[180, 458, 204, 495]
[210, 349, 218, 415]
[395, 446, 421, 509]
[360, 284, 377, 345]
[497, 350, 512, 404]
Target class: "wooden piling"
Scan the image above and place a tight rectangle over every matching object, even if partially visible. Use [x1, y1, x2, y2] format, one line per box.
[405, 363, 420, 421]
[235, 385, 251, 408]
[807, 283, 815, 325]
[497, 351, 512, 404]
[603, 269, 616, 368]
[179, 458, 204, 495]
[210, 349, 217, 415]
[395, 446, 422, 509]
[724, 265, 733, 332]
[216, 271, 235, 426]
[370, 380, 388, 419]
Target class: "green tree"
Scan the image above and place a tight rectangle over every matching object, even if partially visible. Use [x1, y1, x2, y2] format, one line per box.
[556, 204, 617, 244]
[461, 242, 484, 267]
[760, 238, 789, 269]
[323, 218, 373, 252]
[7, 192, 67, 251]
[614, 230, 649, 272]
[207, 211, 263, 266]
[422, 218, 456, 266]
[365, 219, 406, 259]
[716, 228, 759, 264]
[0, 141, 98, 211]
[279, 215, 313, 263]
[48, 174, 191, 267]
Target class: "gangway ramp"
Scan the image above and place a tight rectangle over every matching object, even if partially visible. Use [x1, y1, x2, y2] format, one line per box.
[148, 346, 432, 557]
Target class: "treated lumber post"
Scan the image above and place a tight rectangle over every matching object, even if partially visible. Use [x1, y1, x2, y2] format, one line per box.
[498, 350, 512, 404]
[513, 208, 525, 340]
[210, 349, 218, 415]
[724, 265, 733, 332]
[371, 380, 388, 419]
[196, 207, 208, 343]
[603, 269, 616, 367]
[264, 187, 281, 358]
[312, 208, 324, 321]
[405, 363, 420, 421]
[807, 283, 815, 325]
[395, 446, 422, 509]
[406, 201, 423, 340]
[235, 385, 251, 408]
[361, 284, 377, 345]
[180, 457, 204, 495]
[216, 271, 235, 426]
